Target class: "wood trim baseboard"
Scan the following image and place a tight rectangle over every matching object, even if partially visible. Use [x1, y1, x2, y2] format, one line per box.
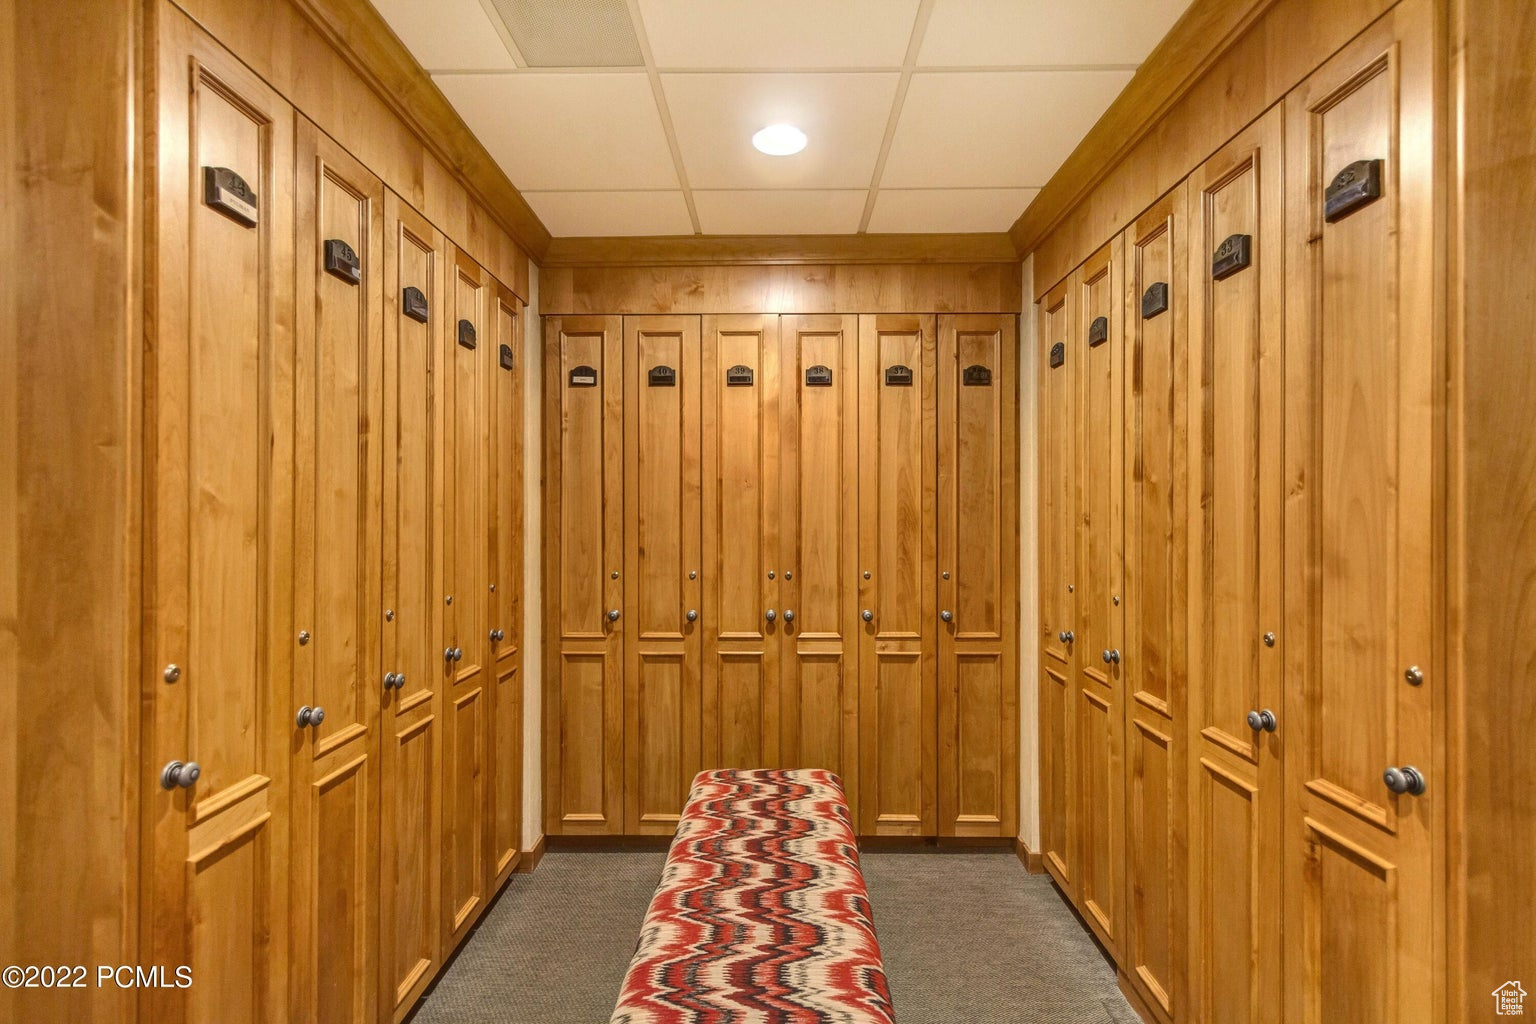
[542, 233, 1021, 268]
[1014, 837, 1045, 874]
[516, 834, 546, 874]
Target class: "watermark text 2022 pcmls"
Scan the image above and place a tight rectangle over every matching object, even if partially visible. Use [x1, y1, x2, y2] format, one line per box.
[1, 965, 192, 989]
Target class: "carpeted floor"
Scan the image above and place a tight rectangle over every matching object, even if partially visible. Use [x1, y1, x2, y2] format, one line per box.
[407, 846, 1136, 1024]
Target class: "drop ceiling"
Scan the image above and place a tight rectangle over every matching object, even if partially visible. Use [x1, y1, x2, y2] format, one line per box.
[368, 0, 1193, 237]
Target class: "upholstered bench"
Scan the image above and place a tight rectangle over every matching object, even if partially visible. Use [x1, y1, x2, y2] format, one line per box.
[611, 769, 896, 1023]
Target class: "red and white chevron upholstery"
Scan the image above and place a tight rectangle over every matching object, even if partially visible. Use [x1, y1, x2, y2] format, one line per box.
[610, 769, 896, 1024]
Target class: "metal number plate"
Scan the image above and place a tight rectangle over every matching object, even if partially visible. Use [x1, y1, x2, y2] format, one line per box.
[963, 364, 992, 386]
[402, 286, 429, 323]
[499, 343, 515, 371]
[203, 166, 258, 227]
[884, 364, 913, 387]
[1049, 342, 1065, 368]
[1212, 233, 1253, 280]
[1087, 316, 1108, 348]
[324, 239, 361, 285]
[805, 364, 832, 387]
[1141, 282, 1169, 319]
[726, 364, 754, 386]
[457, 319, 477, 350]
[569, 364, 597, 387]
[1324, 158, 1384, 222]
[648, 365, 677, 387]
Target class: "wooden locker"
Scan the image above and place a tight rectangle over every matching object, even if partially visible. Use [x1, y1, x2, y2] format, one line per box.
[289, 117, 385, 1024]
[701, 314, 781, 771]
[857, 314, 938, 836]
[937, 313, 1019, 838]
[487, 278, 524, 887]
[442, 247, 490, 947]
[1281, 4, 1438, 1022]
[1037, 276, 1078, 895]
[378, 191, 445, 1023]
[778, 315, 861, 819]
[542, 316, 625, 835]
[1121, 187, 1188, 1024]
[1184, 109, 1285, 1024]
[143, 16, 294, 1022]
[1074, 238, 1126, 958]
[622, 315, 703, 834]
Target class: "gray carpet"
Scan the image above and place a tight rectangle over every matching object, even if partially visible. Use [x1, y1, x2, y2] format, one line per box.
[407, 846, 1136, 1024]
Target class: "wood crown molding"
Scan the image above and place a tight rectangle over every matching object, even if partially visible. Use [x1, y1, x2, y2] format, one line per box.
[287, 0, 553, 258]
[541, 232, 1020, 267]
[1006, 0, 1277, 258]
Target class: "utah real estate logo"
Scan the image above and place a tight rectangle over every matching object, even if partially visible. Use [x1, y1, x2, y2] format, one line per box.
[1495, 981, 1527, 1016]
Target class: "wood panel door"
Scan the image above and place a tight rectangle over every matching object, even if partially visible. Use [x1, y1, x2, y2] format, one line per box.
[938, 314, 1019, 838]
[779, 315, 861, 818]
[378, 191, 445, 1024]
[857, 314, 937, 836]
[1185, 110, 1285, 1024]
[1121, 189, 1188, 1024]
[441, 247, 489, 947]
[701, 314, 781, 771]
[1037, 276, 1078, 894]
[143, 17, 294, 1022]
[623, 316, 703, 834]
[289, 118, 384, 1024]
[487, 279, 523, 887]
[1282, 5, 1438, 1023]
[543, 316, 625, 835]
[1074, 239, 1126, 957]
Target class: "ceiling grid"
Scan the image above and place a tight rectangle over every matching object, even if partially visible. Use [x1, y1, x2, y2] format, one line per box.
[372, 0, 1192, 237]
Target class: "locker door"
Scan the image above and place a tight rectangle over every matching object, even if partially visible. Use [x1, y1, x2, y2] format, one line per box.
[486, 279, 523, 885]
[143, 17, 294, 1023]
[1282, 4, 1437, 1022]
[442, 248, 489, 947]
[1122, 188, 1188, 1024]
[378, 192, 444, 1024]
[623, 315, 702, 834]
[1185, 110, 1284, 1024]
[543, 316, 624, 835]
[1075, 239, 1126, 957]
[856, 314, 937, 836]
[938, 313, 1019, 838]
[701, 314, 780, 771]
[289, 118, 383, 1024]
[779, 315, 861, 819]
[1038, 276, 1078, 895]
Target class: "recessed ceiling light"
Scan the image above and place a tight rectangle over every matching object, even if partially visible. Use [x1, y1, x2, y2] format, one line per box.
[752, 124, 807, 157]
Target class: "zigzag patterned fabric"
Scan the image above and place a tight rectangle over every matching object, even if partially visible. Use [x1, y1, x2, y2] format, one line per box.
[611, 768, 897, 1024]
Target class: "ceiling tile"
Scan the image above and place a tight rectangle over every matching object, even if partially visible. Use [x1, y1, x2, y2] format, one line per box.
[663, 73, 899, 189]
[636, 0, 921, 68]
[434, 73, 678, 190]
[486, 0, 643, 67]
[880, 70, 1133, 188]
[368, 0, 517, 71]
[867, 188, 1040, 233]
[918, 0, 1193, 67]
[524, 191, 693, 236]
[693, 190, 866, 235]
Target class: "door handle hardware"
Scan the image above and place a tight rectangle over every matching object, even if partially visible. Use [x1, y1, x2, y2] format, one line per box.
[686, 609, 698, 623]
[765, 609, 777, 622]
[1383, 765, 1426, 796]
[1102, 648, 1121, 665]
[160, 760, 201, 790]
[607, 608, 620, 622]
[383, 672, 400, 691]
[941, 610, 953, 623]
[862, 609, 874, 623]
[1247, 708, 1278, 733]
[1058, 630, 1075, 644]
[490, 628, 505, 643]
[295, 705, 325, 728]
[783, 609, 794, 623]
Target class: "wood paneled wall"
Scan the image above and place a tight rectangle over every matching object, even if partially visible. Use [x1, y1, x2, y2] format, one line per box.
[1, 3, 140, 1023]
[167, 0, 536, 292]
[541, 263, 1024, 317]
[1452, 0, 1536, 1018]
[1026, 0, 1397, 296]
